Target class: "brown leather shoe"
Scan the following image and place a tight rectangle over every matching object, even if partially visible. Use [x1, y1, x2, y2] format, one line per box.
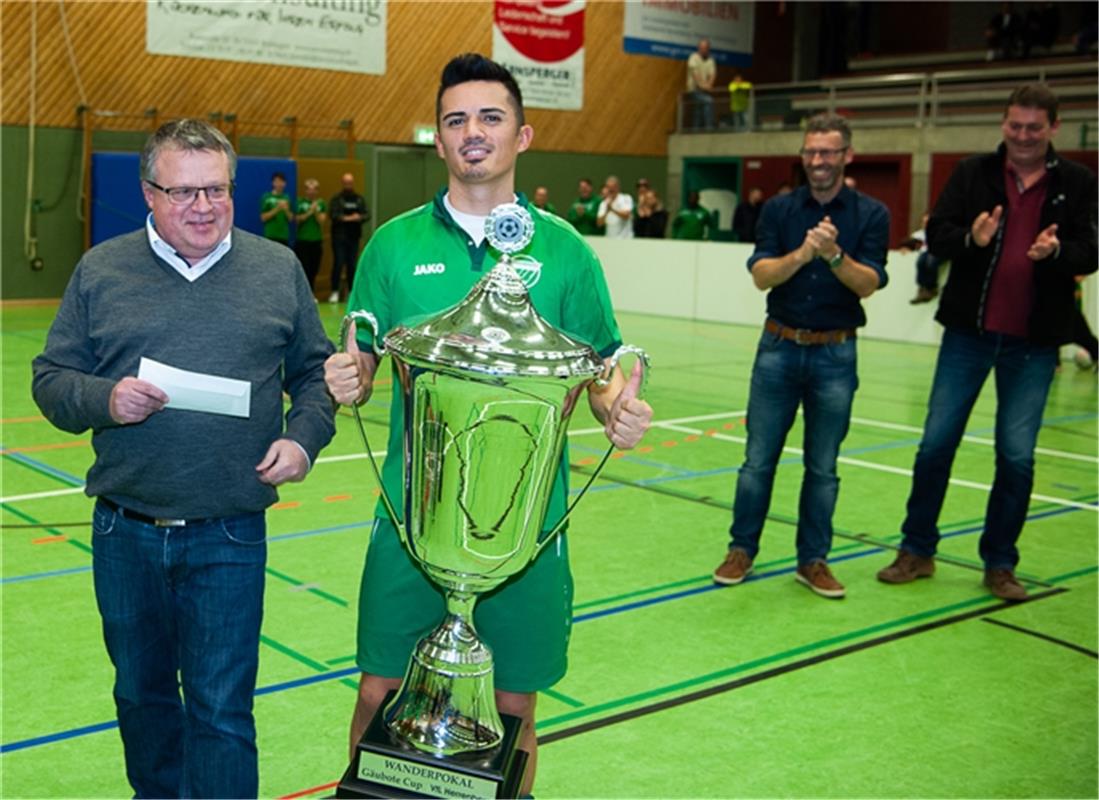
[909, 287, 938, 304]
[713, 548, 753, 585]
[877, 551, 936, 584]
[984, 568, 1028, 601]
[795, 561, 846, 598]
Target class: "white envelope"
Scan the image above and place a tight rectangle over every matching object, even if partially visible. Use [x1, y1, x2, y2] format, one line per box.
[138, 357, 251, 418]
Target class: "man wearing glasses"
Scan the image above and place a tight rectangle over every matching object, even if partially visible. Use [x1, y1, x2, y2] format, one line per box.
[713, 113, 889, 598]
[32, 119, 335, 798]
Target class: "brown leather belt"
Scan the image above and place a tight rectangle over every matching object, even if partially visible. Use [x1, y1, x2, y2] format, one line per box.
[765, 318, 857, 346]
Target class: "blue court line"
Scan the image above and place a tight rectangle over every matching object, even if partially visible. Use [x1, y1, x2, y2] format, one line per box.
[4, 500, 1089, 757]
[0, 668, 362, 755]
[0, 521, 373, 585]
[572, 501, 1089, 623]
[0, 447, 84, 487]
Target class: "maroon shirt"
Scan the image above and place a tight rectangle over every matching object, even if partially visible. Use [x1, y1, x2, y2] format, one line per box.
[983, 163, 1048, 337]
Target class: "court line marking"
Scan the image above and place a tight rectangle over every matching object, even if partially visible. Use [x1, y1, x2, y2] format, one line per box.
[849, 414, 1099, 464]
[981, 617, 1099, 659]
[655, 421, 1099, 512]
[536, 588, 1065, 738]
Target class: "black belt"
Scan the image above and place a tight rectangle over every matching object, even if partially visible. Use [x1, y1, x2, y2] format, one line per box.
[765, 318, 857, 346]
[98, 497, 212, 528]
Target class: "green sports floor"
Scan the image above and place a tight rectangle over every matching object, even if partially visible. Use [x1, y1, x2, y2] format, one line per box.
[2, 301, 1097, 799]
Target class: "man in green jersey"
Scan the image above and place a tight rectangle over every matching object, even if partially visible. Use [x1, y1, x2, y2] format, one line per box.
[672, 190, 713, 240]
[566, 177, 601, 235]
[532, 185, 557, 214]
[259, 171, 293, 246]
[294, 178, 328, 291]
[325, 53, 653, 795]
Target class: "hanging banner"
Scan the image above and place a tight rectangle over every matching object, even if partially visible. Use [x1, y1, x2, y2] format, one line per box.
[492, 0, 585, 111]
[623, 1, 753, 66]
[146, 0, 387, 75]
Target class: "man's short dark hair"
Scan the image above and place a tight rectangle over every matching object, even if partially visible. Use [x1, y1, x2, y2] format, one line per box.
[436, 53, 525, 127]
[272, 171, 286, 182]
[579, 177, 592, 186]
[1006, 83, 1059, 125]
[804, 113, 853, 148]
[140, 119, 237, 183]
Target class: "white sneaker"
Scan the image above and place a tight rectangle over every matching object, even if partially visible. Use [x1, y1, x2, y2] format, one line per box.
[328, 291, 340, 303]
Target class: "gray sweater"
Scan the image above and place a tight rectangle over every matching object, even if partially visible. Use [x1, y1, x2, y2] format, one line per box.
[32, 228, 336, 519]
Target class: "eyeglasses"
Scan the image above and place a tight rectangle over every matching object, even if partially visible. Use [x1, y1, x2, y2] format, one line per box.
[146, 181, 234, 205]
[799, 147, 848, 160]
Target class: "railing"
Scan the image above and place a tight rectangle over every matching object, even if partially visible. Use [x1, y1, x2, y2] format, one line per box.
[677, 60, 1098, 133]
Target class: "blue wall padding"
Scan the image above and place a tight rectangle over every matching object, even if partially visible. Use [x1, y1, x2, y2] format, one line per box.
[91, 153, 297, 246]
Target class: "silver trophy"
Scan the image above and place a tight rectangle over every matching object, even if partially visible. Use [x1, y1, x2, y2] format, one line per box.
[337, 204, 648, 798]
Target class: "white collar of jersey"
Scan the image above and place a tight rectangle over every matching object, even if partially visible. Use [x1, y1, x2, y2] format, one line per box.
[145, 214, 232, 283]
[443, 192, 519, 248]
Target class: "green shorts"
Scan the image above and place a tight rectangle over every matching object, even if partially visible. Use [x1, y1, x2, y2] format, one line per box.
[356, 516, 574, 693]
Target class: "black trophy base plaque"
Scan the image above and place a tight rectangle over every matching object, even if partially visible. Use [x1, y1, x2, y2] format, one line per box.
[336, 692, 528, 799]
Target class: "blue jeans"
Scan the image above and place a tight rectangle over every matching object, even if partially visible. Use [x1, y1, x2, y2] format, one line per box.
[688, 91, 713, 130]
[900, 328, 1058, 569]
[92, 501, 267, 799]
[728, 328, 859, 564]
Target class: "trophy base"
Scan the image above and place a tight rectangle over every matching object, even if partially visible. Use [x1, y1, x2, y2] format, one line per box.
[336, 692, 527, 799]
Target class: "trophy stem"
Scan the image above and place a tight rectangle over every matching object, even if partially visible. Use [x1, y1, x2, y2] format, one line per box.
[383, 590, 505, 755]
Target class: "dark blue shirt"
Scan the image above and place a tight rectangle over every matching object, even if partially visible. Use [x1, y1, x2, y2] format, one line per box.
[747, 185, 890, 329]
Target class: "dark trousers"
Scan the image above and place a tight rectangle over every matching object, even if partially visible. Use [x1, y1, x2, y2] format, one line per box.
[294, 239, 323, 290]
[915, 251, 941, 290]
[1073, 308, 1099, 361]
[331, 235, 361, 296]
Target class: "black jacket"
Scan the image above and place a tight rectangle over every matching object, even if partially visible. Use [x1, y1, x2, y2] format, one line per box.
[927, 143, 1097, 346]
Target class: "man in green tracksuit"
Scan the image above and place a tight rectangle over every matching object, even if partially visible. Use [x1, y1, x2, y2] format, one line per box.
[259, 171, 293, 246]
[324, 53, 653, 797]
[566, 177, 602, 235]
[672, 190, 713, 240]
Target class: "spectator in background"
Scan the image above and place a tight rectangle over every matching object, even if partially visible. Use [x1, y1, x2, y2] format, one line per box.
[844, 175, 858, 191]
[672, 191, 712, 241]
[733, 187, 765, 243]
[986, 2, 1023, 60]
[566, 177, 601, 236]
[634, 185, 668, 238]
[686, 37, 716, 130]
[294, 178, 328, 293]
[899, 211, 942, 304]
[877, 84, 1097, 601]
[597, 175, 634, 239]
[329, 173, 370, 303]
[776, 182, 793, 196]
[260, 171, 293, 247]
[1022, 2, 1060, 58]
[728, 70, 752, 131]
[532, 186, 556, 215]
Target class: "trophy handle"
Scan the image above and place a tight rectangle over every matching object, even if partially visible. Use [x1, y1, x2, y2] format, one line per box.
[340, 311, 406, 539]
[539, 344, 651, 551]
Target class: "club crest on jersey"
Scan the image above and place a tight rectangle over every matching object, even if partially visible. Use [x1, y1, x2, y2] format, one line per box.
[413, 262, 446, 276]
[509, 254, 542, 289]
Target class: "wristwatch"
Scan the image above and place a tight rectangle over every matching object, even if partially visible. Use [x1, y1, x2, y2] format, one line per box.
[828, 249, 844, 269]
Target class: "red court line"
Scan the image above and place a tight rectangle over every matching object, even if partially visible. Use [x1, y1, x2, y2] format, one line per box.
[32, 535, 67, 544]
[279, 779, 339, 799]
[272, 501, 301, 510]
[324, 494, 353, 503]
[1, 440, 89, 455]
[0, 416, 47, 424]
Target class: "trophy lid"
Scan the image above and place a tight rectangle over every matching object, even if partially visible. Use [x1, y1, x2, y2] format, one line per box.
[384, 205, 604, 381]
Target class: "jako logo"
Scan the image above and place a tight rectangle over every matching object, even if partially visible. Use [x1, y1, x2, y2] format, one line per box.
[413, 262, 446, 276]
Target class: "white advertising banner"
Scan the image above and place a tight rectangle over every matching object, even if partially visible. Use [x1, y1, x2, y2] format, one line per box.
[623, 1, 753, 66]
[146, 0, 387, 75]
[492, 0, 585, 111]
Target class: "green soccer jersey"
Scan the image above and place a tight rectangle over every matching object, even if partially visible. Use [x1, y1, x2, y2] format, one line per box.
[672, 206, 712, 240]
[348, 189, 622, 532]
[566, 195, 602, 236]
[260, 191, 291, 241]
[295, 197, 327, 242]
